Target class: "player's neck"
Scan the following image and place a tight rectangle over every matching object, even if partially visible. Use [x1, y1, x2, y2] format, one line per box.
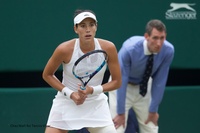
[80, 41, 95, 53]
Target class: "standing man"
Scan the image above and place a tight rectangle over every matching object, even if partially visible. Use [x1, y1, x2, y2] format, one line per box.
[109, 19, 174, 133]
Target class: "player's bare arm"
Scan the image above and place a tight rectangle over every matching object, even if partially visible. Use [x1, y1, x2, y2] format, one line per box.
[98, 39, 122, 92]
[42, 40, 75, 92]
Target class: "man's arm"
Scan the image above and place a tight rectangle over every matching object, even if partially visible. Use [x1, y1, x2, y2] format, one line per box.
[150, 47, 174, 112]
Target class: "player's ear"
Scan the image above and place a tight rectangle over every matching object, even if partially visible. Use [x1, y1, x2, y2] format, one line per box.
[74, 25, 78, 34]
[95, 24, 98, 32]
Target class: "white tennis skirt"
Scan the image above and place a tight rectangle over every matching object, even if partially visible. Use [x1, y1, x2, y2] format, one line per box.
[46, 92, 113, 130]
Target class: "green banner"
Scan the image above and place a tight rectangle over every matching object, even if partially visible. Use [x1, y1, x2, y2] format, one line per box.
[0, 0, 199, 71]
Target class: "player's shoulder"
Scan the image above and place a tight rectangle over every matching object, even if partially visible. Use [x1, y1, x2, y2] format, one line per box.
[54, 39, 76, 55]
[96, 38, 114, 45]
[96, 38, 116, 50]
[57, 39, 76, 50]
[58, 39, 76, 47]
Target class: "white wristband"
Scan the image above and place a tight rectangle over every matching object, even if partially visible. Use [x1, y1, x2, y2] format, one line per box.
[92, 85, 103, 95]
[61, 87, 74, 99]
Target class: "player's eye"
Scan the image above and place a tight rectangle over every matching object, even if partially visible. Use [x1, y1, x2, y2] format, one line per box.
[90, 23, 95, 27]
[80, 25, 85, 28]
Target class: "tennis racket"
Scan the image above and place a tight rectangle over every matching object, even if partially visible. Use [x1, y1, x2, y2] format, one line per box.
[72, 50, 108, 90]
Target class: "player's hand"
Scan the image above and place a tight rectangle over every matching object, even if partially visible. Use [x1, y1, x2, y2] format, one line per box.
[113, 114, 125, 129]
[145, 112, 159, 126]
[70, 91, 87, 105]
[78, 84, 93, 95]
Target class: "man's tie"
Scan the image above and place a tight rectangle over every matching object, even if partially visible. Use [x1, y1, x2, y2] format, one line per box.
[140, 54, 154, 97]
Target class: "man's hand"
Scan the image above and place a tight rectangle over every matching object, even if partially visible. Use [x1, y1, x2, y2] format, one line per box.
[113, 114, 125, 129]
[145, 112, 159, 126]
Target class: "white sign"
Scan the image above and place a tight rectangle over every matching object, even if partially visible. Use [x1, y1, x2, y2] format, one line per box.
[165, 3, 197, 20]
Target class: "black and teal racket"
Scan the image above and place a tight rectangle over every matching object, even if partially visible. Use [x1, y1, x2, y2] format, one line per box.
[72, 50, 108, 90]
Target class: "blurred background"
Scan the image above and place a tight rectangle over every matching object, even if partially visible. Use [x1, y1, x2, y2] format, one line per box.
[0, 0, 199, 133]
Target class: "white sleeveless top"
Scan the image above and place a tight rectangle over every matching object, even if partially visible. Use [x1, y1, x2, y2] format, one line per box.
[47, 38, 113, 130]
[62, 38, 106, 98]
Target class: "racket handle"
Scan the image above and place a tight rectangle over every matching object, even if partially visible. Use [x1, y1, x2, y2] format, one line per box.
[80, 86, 86, 90]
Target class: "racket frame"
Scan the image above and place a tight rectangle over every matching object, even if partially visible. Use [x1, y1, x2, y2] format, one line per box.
[72, 50, 108, 90]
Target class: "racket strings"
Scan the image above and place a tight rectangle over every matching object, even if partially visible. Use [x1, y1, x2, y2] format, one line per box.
[74, 52, 106, 77]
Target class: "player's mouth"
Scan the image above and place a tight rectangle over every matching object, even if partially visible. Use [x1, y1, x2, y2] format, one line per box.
[85, 35, 92, 38]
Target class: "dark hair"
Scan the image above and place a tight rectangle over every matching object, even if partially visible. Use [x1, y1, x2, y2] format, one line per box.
[145, 19, 166, 35]
[73, 9, 96, 19]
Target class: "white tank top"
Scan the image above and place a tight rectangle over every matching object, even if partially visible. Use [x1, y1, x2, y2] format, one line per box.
[49, 39, 113, 129]
[61, 38, 107, 99]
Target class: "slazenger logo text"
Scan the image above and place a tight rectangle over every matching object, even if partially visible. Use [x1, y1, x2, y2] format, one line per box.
[165, 3, 197, 20]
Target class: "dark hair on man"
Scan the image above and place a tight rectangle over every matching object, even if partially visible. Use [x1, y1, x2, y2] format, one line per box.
[145, 19, 166, 35]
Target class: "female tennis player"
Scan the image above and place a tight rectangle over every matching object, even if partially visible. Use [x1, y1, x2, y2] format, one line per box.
[42, 9, 121, 133]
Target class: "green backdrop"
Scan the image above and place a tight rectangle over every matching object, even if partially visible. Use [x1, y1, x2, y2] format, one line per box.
[0, 86, 199, 133]
[0, 0, 200, 71]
